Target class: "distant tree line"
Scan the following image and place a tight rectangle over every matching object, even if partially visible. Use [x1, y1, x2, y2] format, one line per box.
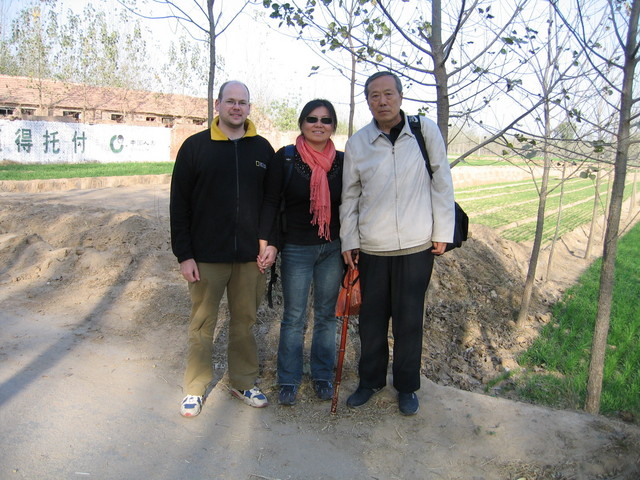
[0, 0, 207, 97]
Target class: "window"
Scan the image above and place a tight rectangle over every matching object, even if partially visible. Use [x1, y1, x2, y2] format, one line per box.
[192, 118, 205, 125]
[161, 117, 174, 127]
[111, 113, 124, 123]
[63, 110, 81, 119]
[0, 107, 15, 116]
[21, 108, 35, 116]
[145, 116, 156, 122]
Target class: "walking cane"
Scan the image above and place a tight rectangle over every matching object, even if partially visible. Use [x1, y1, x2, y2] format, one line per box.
[331, 265, 359, 414]
[331, 286, 351, 415]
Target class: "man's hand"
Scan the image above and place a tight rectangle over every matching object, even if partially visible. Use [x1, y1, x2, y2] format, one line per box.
[180, 258, 200, 282]
[257, 239, 278, 273]
[342, 249, 359, 269]
[431, 242, 446, 255]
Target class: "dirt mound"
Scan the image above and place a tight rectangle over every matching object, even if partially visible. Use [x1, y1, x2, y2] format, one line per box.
[0, 191, 600, 396]
[1, 184, 639, 479]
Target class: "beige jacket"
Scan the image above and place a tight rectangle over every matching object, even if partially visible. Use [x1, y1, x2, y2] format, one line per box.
[339, 113, 455, 253]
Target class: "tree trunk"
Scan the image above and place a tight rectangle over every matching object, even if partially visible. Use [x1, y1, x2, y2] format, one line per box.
[584, 0, 638, 415]
[517, 9, 555, 326]
[516, 144, 551, 327]
[430, 0, 450, 143]
[545, 161, 567, 281]
[207, 0, 216, 127]
[601, 168, 612, 243]
[629, 169, 638, 217]
[585, 166, 602, 259]
[348, 34, 356, 138]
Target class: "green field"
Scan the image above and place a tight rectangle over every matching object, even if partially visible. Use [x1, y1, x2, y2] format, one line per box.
[515, 222, 640, 419]
[452, 169, 640, 419]
[457, 175, 640, 243]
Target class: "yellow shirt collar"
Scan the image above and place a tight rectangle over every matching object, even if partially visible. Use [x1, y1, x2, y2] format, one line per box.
[210, 116, 258, 140]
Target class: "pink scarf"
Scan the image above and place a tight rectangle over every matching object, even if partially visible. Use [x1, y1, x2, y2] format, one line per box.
[295, 135, 336, 240]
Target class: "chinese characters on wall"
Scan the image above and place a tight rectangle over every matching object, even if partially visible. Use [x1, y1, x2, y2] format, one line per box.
[1, 120, 170, 163]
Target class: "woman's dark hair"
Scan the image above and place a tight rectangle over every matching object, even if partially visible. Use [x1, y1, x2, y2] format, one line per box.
[297, 99, 338, 132]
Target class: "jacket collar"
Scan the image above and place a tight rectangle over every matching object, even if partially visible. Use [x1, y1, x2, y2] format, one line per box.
[365, 110, 410, 144]
[210, 116, 258, 141]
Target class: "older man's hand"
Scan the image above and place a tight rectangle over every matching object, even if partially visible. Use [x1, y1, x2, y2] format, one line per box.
[431, 242, 446, 255]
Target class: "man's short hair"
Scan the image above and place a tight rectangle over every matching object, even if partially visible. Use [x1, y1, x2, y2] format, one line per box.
[217, 81, 251, 102]
[364, 71, 403, 99]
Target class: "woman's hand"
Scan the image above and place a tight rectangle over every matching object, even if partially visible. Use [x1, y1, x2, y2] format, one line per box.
[257, 239, 278, 273]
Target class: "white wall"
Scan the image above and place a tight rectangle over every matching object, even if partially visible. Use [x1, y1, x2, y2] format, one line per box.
[0, 120, 171, 163]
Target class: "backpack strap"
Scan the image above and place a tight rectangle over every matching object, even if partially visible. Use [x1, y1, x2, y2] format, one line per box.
[267, 144, 295, 308]
[408, 115, 433, 180]
[409, 115, 468, 249]
[267, 263, 278, 308]
[283, 144, 296, 190]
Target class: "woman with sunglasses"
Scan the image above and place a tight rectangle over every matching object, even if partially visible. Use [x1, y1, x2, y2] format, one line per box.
[259, 99, 344, 406]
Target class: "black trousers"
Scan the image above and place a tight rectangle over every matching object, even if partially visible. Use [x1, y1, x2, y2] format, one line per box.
[357, 249, 434, 393]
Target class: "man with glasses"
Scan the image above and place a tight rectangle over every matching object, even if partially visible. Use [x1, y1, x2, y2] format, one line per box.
[171, 80, 276, 417]
[340, 71, 455, 415]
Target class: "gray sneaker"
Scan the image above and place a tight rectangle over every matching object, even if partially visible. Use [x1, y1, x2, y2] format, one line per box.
[229, 386, 269, 408]
[313, 380, 334, 401]
[278, 385, 298, 405]
[180, 395, 203, 417]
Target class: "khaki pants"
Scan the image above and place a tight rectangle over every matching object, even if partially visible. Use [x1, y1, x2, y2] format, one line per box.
[183, 262, 265, 396]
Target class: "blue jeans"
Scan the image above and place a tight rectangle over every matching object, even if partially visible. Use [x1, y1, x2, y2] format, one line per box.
[278, 241, 343, 386]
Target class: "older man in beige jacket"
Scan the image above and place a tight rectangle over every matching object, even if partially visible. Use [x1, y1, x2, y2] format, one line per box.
[340, 71, 455, 416]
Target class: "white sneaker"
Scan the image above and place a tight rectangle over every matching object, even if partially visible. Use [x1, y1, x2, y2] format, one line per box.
[180, 395, 203, 417]
[229, 386, 269, 408]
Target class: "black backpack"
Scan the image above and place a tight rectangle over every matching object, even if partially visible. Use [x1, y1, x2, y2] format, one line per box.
[408, 115, 469, 252]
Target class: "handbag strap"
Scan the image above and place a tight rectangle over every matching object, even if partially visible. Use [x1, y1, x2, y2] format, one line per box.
[342, 267, 359, 288]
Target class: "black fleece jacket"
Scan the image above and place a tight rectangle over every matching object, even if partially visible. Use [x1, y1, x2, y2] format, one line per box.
[170, 121, 275, 264]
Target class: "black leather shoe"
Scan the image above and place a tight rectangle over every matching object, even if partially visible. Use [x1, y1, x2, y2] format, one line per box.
[398, 392, 419, 415]
[346, 387, 381, 407]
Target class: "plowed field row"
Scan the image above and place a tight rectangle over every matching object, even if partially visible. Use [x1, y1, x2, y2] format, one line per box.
[456, 174, 639, 243]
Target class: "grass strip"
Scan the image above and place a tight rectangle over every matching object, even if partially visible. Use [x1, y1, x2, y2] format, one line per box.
[517, 222, 640, 418]
[0, 162, 174, 180]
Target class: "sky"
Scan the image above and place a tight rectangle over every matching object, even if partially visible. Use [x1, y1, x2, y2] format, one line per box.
[215, 4, 368, 120]
[0, 0, 381, 126]
[3, 0, 619, 135]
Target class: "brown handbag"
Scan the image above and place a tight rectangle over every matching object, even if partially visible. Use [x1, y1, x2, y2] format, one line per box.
[335, 266, 361, 317]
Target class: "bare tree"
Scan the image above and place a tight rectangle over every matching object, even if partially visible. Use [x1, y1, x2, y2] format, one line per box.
[512, 42, 563, 326]
[264, 0, 539, 152]
[120, 0, 256, 125]
[161, 35, 209, 97]
[584, 165, 603, 259]
[554, 0, 640, 414]
[263, 0, 378, 136]
[478, 3, 593, 326]
[6, 2, 57, 111]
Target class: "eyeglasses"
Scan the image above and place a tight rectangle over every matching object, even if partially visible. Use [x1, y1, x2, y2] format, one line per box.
[305, 116, 333, 125]
[223, 99, 249, 107]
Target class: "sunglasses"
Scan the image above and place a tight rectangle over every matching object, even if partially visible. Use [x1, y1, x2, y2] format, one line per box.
[305, 116, 333, 125]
